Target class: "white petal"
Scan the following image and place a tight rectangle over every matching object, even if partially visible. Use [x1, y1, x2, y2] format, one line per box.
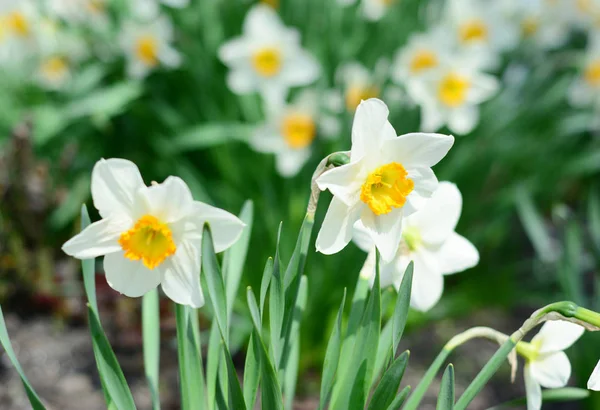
[137, 176, 195, 223]
[447, 106, 479, 135]
[403, 166, 439, 216]
[103, 252, 162, 297]
[282, 51, 321, 87]
[218, 37, 250, 65]
[352, 220, 374, 252]
[226, 69, 257, 94]
[359, 248, 377, 285]
[360, 207, 403, 262]
[351, 98, 391, 160]
[243, 4, 284, 38]
[531, 321, 585, 354]
[128, 59, 151, 79]
[381, 132, 455, 168]
[419, 103, 446, 133]
[436, 232, 479, 275]
[410, 248, 444, 312]
[159, 46, 181, 68]
[62, 216, 129, 259]
[316, 159, 364, 206]
[161, 240, 204, 307]
[524, 364, 542, 410]
[316, 197, 362, 255]
[275, 149, 311, 177]
[91, 158, 145, 218]
[530, 351, 571, 388]
[468, 73, 499, 104]
[161, 0, 189, 8]
[588, 360, 600, 391]
[406, 181, 462, 244]
[259, 82, 288, 108]
[185, 202, 245, 253]
[362, 0, 387, 21]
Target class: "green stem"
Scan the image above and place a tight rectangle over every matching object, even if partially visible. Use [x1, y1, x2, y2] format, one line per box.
[575, 307, 600, 328]
[142, 290, 160, 410]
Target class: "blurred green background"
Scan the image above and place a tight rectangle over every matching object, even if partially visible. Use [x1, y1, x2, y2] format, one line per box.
[1, 0, 600, 408]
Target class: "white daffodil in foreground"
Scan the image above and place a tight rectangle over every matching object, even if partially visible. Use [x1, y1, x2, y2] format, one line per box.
[251, 89, 332, 177]
[589, 360, 600, 390]
[119, 15, 181, 79]
[352, 182, 479, 311]
[62, 158, 245, 308]
[391, 27, 452, 85]
[408, 60, 499, 135]
[517, 320, 584, 410]
[316, 98, 454, 261]
[218, 4, 321, 106]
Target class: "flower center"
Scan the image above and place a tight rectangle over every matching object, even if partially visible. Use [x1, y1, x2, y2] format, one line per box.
[136, 35, 159, 67]
[346, 85, 379, 111]
[521, 17, 539, 37]
[6, 11, 29, 37]
[252, 47, 282, 77]
[438, 72, 470, 107]
[410, 50, 438, 74]
[402, 226, 422, 252]
[459, 19, 488, 44]
[40, 56, 69, 81]
[360, 163, 414, 215]
[585, 60, 600, 86]
[516, 340, 542, 362]
[281, 113, 316, 149]
[119, 215, 177, 270]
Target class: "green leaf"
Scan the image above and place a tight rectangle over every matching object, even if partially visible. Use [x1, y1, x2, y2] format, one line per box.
[393, 262, 413, 356]
[175, 304, 206, 410]
[560, 221, 585, 303]
[485, 387, 589, 410]
[88, 306, 137, 410]
[385, 386, 411, 410]
[283, 337, 300, 410]
[243, 334, 260, 409]
[260, 257, 274, 319]
[0, 304, 46, 410]
[373, 319, 393, 383]
[437, 364, 455, 410]
[66, 82, 143, 119]
[515, 187, 555, 263]
[206, 321, 221, 410]
[247, 288, 284, 410]
[367, 351, 409, 410]
[202, 225, 229, 346]
[270, 224, 286, 370]
[283, 214, 314, 289]
[318, 289, 346, 410]
[142, 290, 160, 410]
[51, 176, 92, 229]
[80, 205, 98, 313]
[223, 200, 254, 321]
[171, 123, 254, 151]
[588, 189, 600, 254]
[221, 341, 247, 410]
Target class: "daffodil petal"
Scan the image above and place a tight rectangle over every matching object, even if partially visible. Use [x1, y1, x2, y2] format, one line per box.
[104, 251, 162, 297]
[62, 216, 129, 259]
[352, 220, 375, 252]
[162, 241, 205, 308]
[243, 4, 284, 37]
[187, 202, 245, 253]
[529, 351, 571, 389]
[275, 149, 311, 178]
[409, 248, 444, 312]
[360, 206, 403, 262]
[351, 98, 390, 160]
[281, 50, 321, 86]
[447, 105, 479, 135]
[524, 363, 542, 410]
[316, 197, 362, 255]
[531, 321, 585, 354]
[403, 166, 439, 216]
[91, 158, 145, 218]
[218, 37, 250, 64]
[406, 181, 462, 244]
[137, 176, 195, 223]
[382, 132, 455, 168]
[316, 159, 364, 206]
[588, 360, 600, 391]
[436, 232, 479, 275]
[226, 69, 256, 94]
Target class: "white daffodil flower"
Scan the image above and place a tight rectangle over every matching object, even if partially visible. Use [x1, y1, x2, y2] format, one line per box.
[589, 360, 600, 390]
[352, 182, 479, 311]
[251, 89, 333, 177]
[315, 98, 454, 262]
[46, 0, 109, 29]
[505, 0, 571, 50]
[569, 33, 600, 109]
[336, 60, 389, 112]
[443, 0, 518, 69]
[391, 27, 453, 86]
[516, 320, 585, 410]
[131, 0, 190, 22]
[218, 4, 321, 106]
[408, 59, 499, 135]
[335, 0, 397, 21]
[62, 158, 245, 308]
[119, 15, 181, 79]
[0, 0, 39, 65]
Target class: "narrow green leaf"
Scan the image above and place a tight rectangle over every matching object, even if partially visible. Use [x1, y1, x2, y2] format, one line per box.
[385, 386, 411, 410]
[393, 262, 413, 355]
[373, 317, 393, 383]
[88, 306, 137, 410]
[515, 188, 555, 263]
[206, 321, 221, 410]
[142, 290, 160, 410]
[589, 189, 600, 253]
[50, 176, 91, 229]
[223, 200, 254, 321]
[283, 214, 314, 289]
[485, 387, 590, 410]
[318, 289, 346, 410]
[270, 224, 286, 370]
[175, 304, 206, 410]
[283, 337, 300, 410]
[80, 205, 98, 314]
[260, 258, 274, 319]
[560, 221, 585, 304]
[437, 364, 455, 410]
[243, 334, 260, 409]
[172, 123, 254, 151]
[247, 288, 284, 410]
[66, 82, 142, 119]
[0, 305, 46, 410]
[221, 341, 247, 410]
[202, 225, 229, 346]
[367, 351, 409, 410]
